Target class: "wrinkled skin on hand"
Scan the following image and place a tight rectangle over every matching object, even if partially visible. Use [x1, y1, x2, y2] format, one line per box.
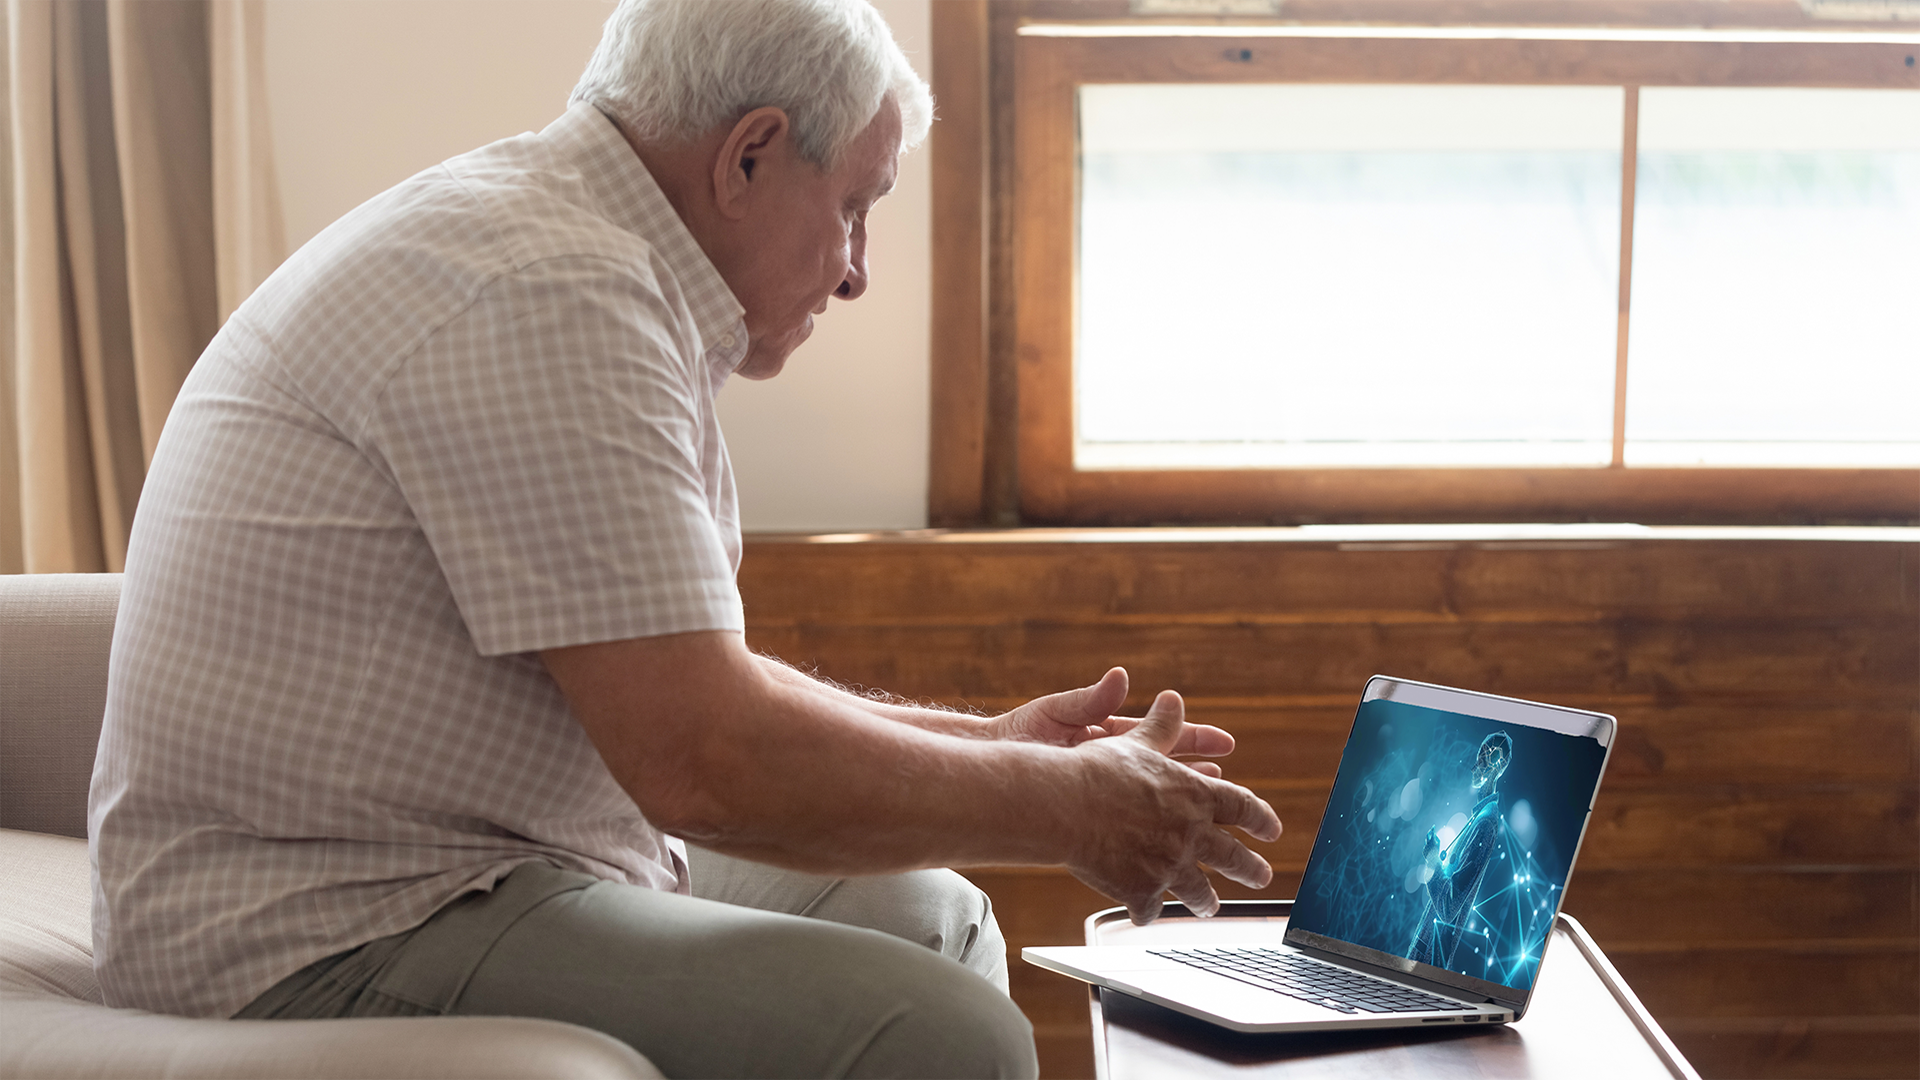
[997, 673, 1283, 924]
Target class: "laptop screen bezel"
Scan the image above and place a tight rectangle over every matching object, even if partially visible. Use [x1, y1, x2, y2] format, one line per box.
[1282, 675, 1616, 1015]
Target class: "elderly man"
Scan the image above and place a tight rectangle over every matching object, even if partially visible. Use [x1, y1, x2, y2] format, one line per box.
[89, 1, 1280, 1076]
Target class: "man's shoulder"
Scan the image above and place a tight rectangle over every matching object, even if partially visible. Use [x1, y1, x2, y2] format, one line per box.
[232, 127, 693, 421]
[434, 112, 682, 284]
[302, 149, 664, 300]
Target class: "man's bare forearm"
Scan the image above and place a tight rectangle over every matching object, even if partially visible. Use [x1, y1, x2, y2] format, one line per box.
[556, 635, 1077, 873]
[544, 630, 1280, 921]
[755, 653, 993, 738]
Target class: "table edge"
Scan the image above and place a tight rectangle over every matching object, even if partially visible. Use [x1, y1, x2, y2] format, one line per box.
[1081, 900, 1701, 1080]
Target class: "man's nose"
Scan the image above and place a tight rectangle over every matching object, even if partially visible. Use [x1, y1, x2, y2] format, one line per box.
[835, 235, 869, 301]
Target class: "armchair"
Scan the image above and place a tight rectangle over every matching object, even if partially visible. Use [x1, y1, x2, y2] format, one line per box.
[0, 573, 661, 1079]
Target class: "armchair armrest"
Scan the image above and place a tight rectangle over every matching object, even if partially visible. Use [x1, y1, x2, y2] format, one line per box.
[0, 1001, 664, 1079]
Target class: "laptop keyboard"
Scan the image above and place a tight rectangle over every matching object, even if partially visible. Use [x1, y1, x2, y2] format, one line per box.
[1148, 947, 1467, 1014]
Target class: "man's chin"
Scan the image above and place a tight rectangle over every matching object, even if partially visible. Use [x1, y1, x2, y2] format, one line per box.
[735, 320, 812, 380]
[735, 355, 787, 380]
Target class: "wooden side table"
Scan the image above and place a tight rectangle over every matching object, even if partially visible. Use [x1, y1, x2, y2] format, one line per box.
[1082, 900, 1700, 1080]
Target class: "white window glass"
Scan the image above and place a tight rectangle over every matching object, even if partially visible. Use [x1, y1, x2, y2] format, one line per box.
[1627, 88, 1920, 467]
[1076, 84, 1622, 469]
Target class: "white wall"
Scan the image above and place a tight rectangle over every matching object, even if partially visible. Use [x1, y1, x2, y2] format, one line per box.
[263, 0, 932, 531]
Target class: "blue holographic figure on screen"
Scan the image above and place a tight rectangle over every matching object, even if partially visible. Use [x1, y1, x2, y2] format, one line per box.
[1409, 732, 1511, 970]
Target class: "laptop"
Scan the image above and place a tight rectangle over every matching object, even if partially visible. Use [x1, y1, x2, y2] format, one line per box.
[1024, 675, 1615, 1033]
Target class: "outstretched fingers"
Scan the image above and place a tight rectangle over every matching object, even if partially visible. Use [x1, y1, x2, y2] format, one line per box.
[1126, 894, 1167, 926]
[1099, 693, 1233, 766]
[1165, 864, 1223, 920]
[1070, 667, 1130, 722]
[1200, 827, 1273, 891]
[1137, 781, 1279, 924]
[1212, 776, 1283, 844]
[1090, 701, 1279, 926]
[992, 668, 1131, 746]
[1124, 689, 1188, 754]
[1168, 721, 1235, 759]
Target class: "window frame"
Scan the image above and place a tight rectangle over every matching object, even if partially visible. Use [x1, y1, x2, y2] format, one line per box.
[927, 1, 1920, 527]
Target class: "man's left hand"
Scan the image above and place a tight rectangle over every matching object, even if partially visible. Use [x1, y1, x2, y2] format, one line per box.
[986, 667, 1235, 777]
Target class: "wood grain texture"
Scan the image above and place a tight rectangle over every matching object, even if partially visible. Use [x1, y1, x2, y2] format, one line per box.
[738, 532, 1919, 1079]
[1018, 465, 1920, 527]
[1025, 34, 1920, 90]
[1004, 0, 1917, 29]
[928, 0, 991, 527]
[984, 1, 1026, 526]
[747, 619, 1914, 705]
[1660, 1017, 1920, 1080]
[1009, 31, 1077, 519]
[740, 535, 1918, 620]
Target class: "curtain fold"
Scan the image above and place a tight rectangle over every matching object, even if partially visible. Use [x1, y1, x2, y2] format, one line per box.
[51, 0, 145, 572]
[209, 0, 282, 324]
[2, 0, 282, 574]
[1, 5, 22, 574]
[110, 0, 219, 464]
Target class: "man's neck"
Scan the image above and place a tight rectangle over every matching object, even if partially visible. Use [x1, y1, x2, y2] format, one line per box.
[606, 112, 727, 261]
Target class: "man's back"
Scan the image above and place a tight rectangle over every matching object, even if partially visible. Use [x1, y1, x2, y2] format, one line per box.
[90, 104, 750, 1019]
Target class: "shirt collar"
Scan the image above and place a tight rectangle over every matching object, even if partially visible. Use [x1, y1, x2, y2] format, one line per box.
[541, 102, 749, 380]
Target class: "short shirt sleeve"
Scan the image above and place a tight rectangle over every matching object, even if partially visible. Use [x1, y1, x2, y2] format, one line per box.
[368, 255, 743, 656]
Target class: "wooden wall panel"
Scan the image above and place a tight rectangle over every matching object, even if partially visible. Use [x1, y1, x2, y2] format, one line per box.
[748, 620, 1911, 710]
[1561, 869, 1916, 944]
[738, 533, 1919, 1080]
[1662, 1018, 1920, 1080]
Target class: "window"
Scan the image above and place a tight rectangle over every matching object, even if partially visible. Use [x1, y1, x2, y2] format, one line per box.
[1627, 87, 1919, 466]
[1077, 82, 1629, 470]
[927, 3, 1920, 526]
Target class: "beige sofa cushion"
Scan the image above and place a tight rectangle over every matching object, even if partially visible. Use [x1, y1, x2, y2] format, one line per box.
[0, 829, 101, 1004]
[0, 827, 662, 1079]
[2, 996, 664, 1079]
[0, 573, 120, 838]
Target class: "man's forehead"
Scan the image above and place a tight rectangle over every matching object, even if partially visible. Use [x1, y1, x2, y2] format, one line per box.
[844, 99, 905, 189]
[844, 138, 900, 200]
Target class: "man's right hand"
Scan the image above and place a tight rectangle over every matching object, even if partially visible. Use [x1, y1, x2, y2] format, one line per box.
[1065, 688, 1282, 924]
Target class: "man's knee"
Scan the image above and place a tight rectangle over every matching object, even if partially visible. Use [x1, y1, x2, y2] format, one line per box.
[808, 867, 1009, 991]
[845, 951, 1037, 1080]
[456, 880, 1032, 1078]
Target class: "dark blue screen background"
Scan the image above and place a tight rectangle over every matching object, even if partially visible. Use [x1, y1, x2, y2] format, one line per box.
[1289, 698, 1607, 991]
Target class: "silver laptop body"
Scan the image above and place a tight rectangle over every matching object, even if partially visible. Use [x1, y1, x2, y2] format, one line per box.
[1024, 675, 1615, 1034]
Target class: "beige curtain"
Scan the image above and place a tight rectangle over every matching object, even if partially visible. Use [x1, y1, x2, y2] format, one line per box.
[1, 0, 283, 574]
[209, 0, 282, 323]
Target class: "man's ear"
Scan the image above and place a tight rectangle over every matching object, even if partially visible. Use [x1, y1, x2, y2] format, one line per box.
[712, 106, 790, 222]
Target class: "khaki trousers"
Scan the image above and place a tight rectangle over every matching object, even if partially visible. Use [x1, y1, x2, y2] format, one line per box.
[236, 849, 1034, 1079]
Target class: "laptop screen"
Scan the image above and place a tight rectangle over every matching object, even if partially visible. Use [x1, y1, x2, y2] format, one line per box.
[1287, 694, 1608, 994]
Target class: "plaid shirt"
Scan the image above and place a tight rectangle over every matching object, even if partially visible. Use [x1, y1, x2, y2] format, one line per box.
[91, 103, 749, 1018]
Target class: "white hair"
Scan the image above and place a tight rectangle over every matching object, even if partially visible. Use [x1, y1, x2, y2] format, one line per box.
[572, 0, 932, 169]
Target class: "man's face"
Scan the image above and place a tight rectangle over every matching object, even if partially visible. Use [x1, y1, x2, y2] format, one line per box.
[728, 100, 902, 380]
